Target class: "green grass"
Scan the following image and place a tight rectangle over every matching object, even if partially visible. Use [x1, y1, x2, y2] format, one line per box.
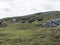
[0, 11, 60, 45]
[0, 22, 60, 45]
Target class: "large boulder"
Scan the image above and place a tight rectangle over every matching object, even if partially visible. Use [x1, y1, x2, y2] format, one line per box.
[43, 18, 60, 27]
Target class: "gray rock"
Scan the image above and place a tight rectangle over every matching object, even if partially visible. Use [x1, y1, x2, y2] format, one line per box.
[43, 18, 60, 27]
[27, 18, 35, 23]
[0, 21, 7, 27]
[12, 18, 18, 23]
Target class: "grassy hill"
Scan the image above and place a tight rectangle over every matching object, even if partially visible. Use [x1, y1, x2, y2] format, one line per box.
[0, 11, 60, 45]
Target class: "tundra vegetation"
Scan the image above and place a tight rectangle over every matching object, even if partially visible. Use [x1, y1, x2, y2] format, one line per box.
[0, 11, 60, 45]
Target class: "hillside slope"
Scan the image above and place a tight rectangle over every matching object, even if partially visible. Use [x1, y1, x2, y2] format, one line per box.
[0, 11, 60, 45]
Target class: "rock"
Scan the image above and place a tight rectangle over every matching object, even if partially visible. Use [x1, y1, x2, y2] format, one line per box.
[12, 18, 19, 23]
[43, 18, 60, 27]
[37, 18, 43, 21]
[27, 18, 35, 23]
[0, 21, 7, 27]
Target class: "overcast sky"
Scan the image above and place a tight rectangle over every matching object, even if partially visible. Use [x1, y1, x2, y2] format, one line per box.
[0, 0, 60, 18]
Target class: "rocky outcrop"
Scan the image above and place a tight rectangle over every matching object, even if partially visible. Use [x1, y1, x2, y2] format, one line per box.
[43, 18, 60, 27]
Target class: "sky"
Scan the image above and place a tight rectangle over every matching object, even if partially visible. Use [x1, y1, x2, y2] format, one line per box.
[0, 0, 60, 18]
